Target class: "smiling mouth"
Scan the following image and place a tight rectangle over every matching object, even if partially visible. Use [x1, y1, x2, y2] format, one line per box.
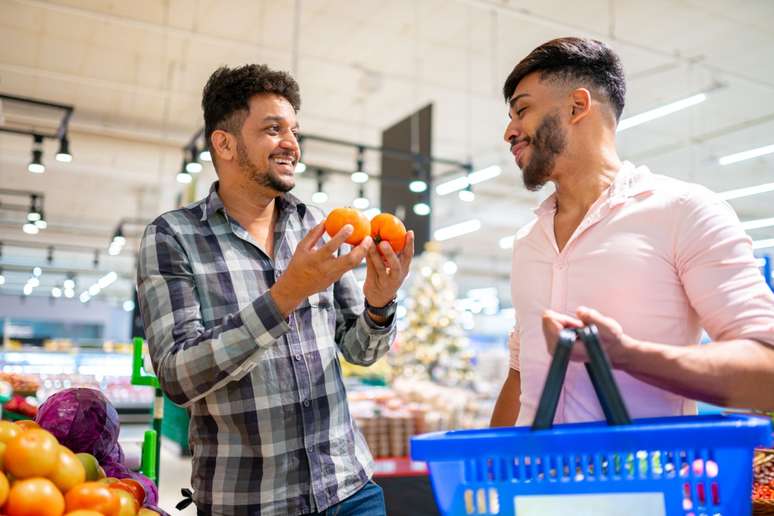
[270, 154, 297, 169]
[511, 141, 529, 163]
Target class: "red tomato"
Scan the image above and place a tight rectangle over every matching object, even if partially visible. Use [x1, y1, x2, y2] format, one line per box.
[5, 478, 65, 516]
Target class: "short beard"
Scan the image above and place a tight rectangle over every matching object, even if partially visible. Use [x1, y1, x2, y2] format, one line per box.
[521, 110, 567, 192]
[236, 138, 294, 193]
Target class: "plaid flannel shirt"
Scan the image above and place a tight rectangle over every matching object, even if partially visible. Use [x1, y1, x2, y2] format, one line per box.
[137, 182, 396, 515]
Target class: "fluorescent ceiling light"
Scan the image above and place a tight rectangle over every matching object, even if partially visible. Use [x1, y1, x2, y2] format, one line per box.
[741, 217, 774, 231]
[717, 182, 774, 201]
[433, 219, 481, 241]
[435, 165, 502, 196]
[752, 238, 774, 250]
[617, 93, 707, 132]
[718, 144, 774, 166]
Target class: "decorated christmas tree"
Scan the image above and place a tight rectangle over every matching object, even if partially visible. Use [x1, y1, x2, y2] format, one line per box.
[389, 241, 475, 387]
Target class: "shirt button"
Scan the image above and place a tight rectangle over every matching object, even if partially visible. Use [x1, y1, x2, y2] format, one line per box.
[294, 354, 302, 361]
[303, 399, 310, 407]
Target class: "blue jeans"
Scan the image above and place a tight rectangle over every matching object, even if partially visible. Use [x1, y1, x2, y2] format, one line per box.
[310, 480, 386, 516]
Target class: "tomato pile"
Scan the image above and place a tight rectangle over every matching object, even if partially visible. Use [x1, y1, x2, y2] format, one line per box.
[753, 480, 774, 501]
[0, 420, 157, 516]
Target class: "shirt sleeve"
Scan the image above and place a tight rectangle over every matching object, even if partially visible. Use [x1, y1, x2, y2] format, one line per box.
[332, 268, 397, 366]
[674, 188, 774, 347]
[137, 221, 291, 407]
[508, 324, 521, 371]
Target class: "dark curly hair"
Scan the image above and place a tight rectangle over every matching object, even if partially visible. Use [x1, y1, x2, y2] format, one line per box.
[202, 64, 301, 152]
[503, 37, 626, 121]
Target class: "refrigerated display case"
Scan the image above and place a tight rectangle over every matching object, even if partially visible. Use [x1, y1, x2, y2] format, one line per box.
[0, 347, 154, 422]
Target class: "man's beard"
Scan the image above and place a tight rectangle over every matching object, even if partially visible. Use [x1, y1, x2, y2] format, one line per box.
[521, 110, 567, 192]
[236, 139, 294, 193]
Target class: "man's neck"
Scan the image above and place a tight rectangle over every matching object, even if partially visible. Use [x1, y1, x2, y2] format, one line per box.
[218, 177, 278, 227]
[553, 147, 622, 216]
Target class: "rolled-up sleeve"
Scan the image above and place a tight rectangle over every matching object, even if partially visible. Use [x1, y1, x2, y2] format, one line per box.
[332, 268, 396, 366]
[508, 324, 521, 371]
[137, 221, 290, 406]
[675, 189, 774, 347]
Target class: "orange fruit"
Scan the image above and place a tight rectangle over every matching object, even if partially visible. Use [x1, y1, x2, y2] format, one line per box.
[5, 478, 65, 516]
[370, 213, 407, 253]
[64, 482, 120, 516]
[4, 429, 59, 478]
[324, 208, 370, 246]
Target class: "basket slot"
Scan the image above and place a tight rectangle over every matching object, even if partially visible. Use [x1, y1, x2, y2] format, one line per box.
[486, 458, 496, 482]
[488, 487, 500, 514]
[476, 488, 486, 514]
[593, 453, 604, 481]
[463, 489, 474, 514]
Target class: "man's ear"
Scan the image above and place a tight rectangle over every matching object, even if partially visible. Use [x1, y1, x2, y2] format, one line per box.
[569, 88, 592, 124]
[211, 130, 236, 162]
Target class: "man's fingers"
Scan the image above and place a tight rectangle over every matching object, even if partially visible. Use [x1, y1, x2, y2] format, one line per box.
[318, 225, 354, 255]
[300, 222, 327, 251]
[399, 231, 415, 271]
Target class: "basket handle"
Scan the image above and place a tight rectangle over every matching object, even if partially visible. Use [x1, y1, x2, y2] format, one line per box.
[532, 324, 631, 430]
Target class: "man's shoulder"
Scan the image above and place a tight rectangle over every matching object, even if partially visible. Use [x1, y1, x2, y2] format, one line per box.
[145, 198, 208, 236]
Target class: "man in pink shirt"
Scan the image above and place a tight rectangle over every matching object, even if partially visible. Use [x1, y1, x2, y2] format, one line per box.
[490, 37, 774, 427]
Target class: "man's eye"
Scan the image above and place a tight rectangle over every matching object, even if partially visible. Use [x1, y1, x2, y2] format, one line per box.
[517, 108, 527, 118]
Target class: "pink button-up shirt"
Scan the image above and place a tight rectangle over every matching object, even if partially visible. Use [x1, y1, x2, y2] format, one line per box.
[510, 161, 774, 426]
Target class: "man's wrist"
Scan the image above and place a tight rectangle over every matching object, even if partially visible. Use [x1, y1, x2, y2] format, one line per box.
[269, 277, 305, 317]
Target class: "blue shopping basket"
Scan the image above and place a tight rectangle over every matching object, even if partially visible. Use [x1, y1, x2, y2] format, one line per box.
[410, 326, 773, 515]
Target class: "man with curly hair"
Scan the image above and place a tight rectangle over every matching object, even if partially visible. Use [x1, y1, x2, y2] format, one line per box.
[137, 64, 414, 515]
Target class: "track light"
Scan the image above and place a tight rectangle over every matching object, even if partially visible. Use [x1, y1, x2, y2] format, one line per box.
[199, 149, 212, 162]
[55, 135, 72, 162]
[28, 135, 45, 173]
[27, 195, 41, 222]
[351, 146, 368, 183]
[34, 211, 47, 229]
[353, 185, 370, 209]
[409, 160, 428, 193]
[109, 226, 125, 255]
[185, 146, 202, 173]
[458, 184, 474, 202]
[413, 202, 431, 216]
[22, 223, 39, 235]
[311, 169, 327, 204]
[176, 160, 192, 184]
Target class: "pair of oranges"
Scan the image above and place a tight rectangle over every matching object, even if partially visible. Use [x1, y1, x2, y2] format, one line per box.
[324, 208, 407, 253]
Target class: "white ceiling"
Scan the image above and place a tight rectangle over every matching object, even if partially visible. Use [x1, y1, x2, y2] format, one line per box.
[0, 0, 773, 306]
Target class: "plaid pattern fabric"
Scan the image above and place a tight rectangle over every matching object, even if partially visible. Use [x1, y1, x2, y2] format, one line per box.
[137, 182, 396, 515]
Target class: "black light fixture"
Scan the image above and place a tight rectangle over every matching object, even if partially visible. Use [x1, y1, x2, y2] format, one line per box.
[176, 159, 192, 184]
[185, 146, 202, 174]
[28, 135, 45, 174]
[93, 250, 100, 268]
[409, 159, 428, 193]
[353, 185, 369, 209]
[109, 225, 125, 256]
[55, 134, 72, 162]
[351, 146, 368, 184]
[311, 169, 327, 204]
[26, 194, 41, 222]
[34, 209, 47, 229]
[413, 189, 431, 216]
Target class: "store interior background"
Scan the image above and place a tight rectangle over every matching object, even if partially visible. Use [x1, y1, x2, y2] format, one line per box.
[1, 0, 773, 513]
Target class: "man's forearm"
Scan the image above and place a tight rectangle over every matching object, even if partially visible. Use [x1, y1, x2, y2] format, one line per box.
[617, 337, 774, 411]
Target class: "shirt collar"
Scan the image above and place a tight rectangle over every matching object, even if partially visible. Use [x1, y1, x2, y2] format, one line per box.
[533, 160, 656, 216]
[200, 181, 306, 222]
